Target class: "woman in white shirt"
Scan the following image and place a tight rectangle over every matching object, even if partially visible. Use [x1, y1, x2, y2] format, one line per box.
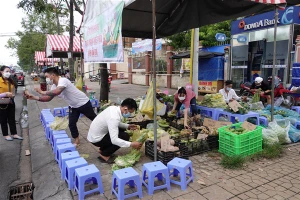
[219, 80, 243, 103]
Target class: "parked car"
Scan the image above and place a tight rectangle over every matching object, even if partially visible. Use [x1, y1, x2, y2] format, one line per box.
[15, 72, 25, 86]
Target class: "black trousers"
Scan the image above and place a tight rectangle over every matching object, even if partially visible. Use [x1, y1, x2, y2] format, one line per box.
[175, 97, 197, 116]
[69, 101, 97, 139]
[0, 103, 17, 136]
[92, 129, 130, 157]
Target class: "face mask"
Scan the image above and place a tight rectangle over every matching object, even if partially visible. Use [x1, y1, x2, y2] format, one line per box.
[122, 112, 131, 118]
[178, 96, 186, 101]
[226, 87, 231, 91]
[3, 72, 11, 78]
[46, 78, 53, 85]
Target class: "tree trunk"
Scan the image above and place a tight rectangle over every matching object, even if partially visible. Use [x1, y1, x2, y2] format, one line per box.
[68, 0, 75, 81]
[55, 7, 64, 72]
[100, 63, 109, 101]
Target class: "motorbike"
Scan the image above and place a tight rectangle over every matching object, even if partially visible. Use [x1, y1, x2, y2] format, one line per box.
[90, 75, 100, 82]
[239, 79, 295, 108]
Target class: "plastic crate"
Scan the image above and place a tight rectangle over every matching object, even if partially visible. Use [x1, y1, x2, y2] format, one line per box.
[145, 140, 189, 165]
[218, 123, 263, 156]
[128, 120, 153, 129]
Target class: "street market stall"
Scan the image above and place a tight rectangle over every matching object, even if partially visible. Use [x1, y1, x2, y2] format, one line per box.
[35, 51, 59, 66]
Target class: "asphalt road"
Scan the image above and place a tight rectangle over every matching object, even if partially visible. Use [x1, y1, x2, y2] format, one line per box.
[0, 87, 23, 199]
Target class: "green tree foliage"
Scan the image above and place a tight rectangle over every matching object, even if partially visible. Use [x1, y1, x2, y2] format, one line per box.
[165, 31, 191, 50]
[199, 20, 231, 47]
[165, 20, 232, 50]
[6, 9, 67, 71]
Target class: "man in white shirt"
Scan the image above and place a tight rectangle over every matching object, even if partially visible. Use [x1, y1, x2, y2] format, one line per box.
[87, 98, 142, 163]
[219, 80, 243, 103]
[25, 68, 96, 146]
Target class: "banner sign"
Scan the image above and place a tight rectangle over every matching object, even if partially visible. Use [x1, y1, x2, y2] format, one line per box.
[181, 58, 191, 71]
[231, 6, 300, 35]
[83, 1, 124, 63]
[132, 39, 162, 54]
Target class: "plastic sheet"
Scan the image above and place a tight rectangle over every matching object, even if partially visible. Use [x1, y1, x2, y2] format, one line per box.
[289, 125, 300, 143]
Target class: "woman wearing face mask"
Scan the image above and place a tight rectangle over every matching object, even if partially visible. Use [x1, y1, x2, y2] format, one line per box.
[219, 80, 242, 103]
[0, 66, 23, 141]
[171, 87, 197, 129]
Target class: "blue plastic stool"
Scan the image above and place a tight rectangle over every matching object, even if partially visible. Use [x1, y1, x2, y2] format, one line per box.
[55, 143, 75, 163]
[142, 161, 171, 195]
[259, 116, 268, 127]
[90, 99, 99, 108]
[111, 167, 143, 200]
[167, 158, 194, 190]
[54, 138, 71, 153]
[44, 124, 52, 139]
[215, 110, 260, 125]
[74, 164, 104, 200]
[51, 130, 67, 146]
[53, 107, 64, 117]
[65, 157, 88, 190]
[196, 105, 223, 120]
[63, 106, 69, 117]
[292, 106, 300, 114]
[51, 133, 69, 151]
[60, 151, 80, 179]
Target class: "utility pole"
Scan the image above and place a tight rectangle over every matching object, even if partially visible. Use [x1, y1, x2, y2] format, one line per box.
[68, 0, 75, 81]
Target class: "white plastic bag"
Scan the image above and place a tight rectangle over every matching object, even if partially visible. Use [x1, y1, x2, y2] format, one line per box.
[262, 128, 279, 145]
[268, 120, 291, 144]
[274, 97, 284, 107]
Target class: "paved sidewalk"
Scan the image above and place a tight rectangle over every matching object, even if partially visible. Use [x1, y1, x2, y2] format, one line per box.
[27, 78, 300, 200]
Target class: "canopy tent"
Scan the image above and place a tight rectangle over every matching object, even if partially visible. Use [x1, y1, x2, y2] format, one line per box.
[45, 35, 83, 58]
[119, 0, 298, 38]
[170, 51, 225, 59]
[35, 51, 59, 66]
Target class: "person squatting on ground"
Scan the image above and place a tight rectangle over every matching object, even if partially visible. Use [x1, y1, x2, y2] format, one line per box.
[24, 68, 96, 146]
[0, 66, 23, 141]
[87, 98, 142, 164]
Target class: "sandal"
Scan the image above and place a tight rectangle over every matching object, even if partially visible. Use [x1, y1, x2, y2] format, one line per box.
[13, 135, 23, 140]
[5, 137, 13, 141]
[97, 156, 115, 164]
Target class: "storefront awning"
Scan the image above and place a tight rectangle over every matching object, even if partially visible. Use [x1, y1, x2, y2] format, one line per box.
[35, 51, 59, 66]
[45, 35, 83, 58]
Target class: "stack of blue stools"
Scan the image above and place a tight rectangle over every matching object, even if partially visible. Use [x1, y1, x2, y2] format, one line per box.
[111, 158, 194, 199]
[40, 108, 104, 200]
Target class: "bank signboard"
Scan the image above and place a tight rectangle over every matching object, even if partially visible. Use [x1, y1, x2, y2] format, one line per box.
[231, 6, 300, 35]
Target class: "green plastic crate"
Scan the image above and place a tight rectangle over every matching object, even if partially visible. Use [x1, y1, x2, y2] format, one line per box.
[218, 123, 263, 156]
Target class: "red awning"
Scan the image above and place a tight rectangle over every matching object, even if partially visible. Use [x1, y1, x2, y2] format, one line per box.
[35, 51, 59, 65]
[46, 34, 83, 58]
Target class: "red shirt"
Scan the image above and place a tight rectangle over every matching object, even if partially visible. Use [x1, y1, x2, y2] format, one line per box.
[174, 88, 196, 108]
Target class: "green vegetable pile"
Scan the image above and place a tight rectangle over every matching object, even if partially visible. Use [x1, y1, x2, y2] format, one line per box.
[225, 102, 249, 115]
[223, 125, 248, 135]
[252, 89, 261, 103]
[162, 95, 174, 104]
[111, 130, 149, 172]
[200, 93, 227, 108]
[158, 119, 169, 128]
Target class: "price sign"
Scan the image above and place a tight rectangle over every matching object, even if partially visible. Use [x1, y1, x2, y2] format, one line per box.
[203, 118, 215, 128]
[228, 100, 242, 112]
[242, 121, 256, 131]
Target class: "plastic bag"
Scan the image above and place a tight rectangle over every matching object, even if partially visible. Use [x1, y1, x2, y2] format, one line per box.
[50, 117, 69, 130]
[262, 128, 279, 145]
[249, 102, 264, 110]
[274, 97, 284, 107]
[140, 82, 164, 119]
[75, 76, 84, 91]
[269, 120, 291, 144]
[288, 125, 300, 143]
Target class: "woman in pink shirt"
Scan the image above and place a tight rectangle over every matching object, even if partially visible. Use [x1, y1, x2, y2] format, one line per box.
[171, 87, 196, 129]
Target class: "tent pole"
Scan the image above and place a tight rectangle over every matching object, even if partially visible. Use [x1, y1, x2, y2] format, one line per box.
[271, 6, 278, 122]
[152, 0, 157, 161]
[192, 28, 199, 97]
[189, 29, 195, 84]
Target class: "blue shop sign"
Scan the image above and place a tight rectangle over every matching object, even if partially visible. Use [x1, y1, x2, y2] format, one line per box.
[237, 35, 247, 43]
[231, 6, 300, 35]
[215, 33, 227, 42]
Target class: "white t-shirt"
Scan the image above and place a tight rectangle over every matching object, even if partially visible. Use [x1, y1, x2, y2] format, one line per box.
[87, 106, 130, 147]
[219, 88, 241, 103]
[51, 77, 89, 108]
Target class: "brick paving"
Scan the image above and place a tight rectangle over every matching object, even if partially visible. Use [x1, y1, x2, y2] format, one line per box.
[28, 79, 300, 200]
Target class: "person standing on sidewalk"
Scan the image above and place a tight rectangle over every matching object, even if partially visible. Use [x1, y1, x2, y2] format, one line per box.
[25, 68, 96, 146]
[87, 98, 142, 163]
[0, 66, 23, 141]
